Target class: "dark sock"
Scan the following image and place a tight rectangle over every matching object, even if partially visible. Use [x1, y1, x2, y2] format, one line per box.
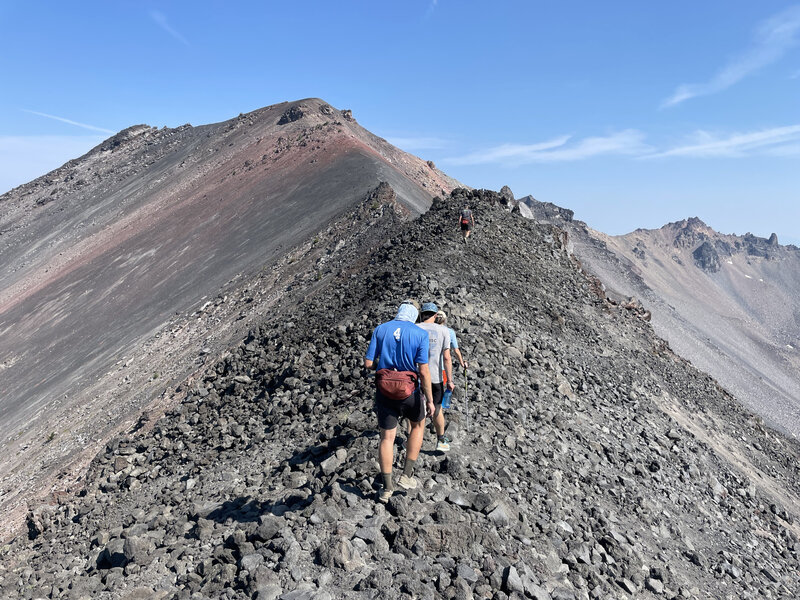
[402, 458, 416, 478]
[382, 472, 393, 491]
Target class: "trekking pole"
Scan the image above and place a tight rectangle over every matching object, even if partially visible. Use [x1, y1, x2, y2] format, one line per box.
[463, 366, 469, 432]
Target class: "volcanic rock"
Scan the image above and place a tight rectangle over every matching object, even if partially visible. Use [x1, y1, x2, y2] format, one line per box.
[692, 240, 720, 272]
[0, 98, 461, 539]
[0, 189, 797, 600]
[499, 185, 515, 205]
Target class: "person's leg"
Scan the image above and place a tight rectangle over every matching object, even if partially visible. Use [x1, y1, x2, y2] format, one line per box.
[379, 427, 397, 474]
[429, 382, 444, 435]
[398, 419, 425, 490]
[375, 393, 400, 500]
[378, 427, 397, 501]
[434, 406, 450, 451]
[431, 379, 450, 450]
[397, 390, 426, 489]
[405, 420, 425, 462]
[434, 406, 446, 437]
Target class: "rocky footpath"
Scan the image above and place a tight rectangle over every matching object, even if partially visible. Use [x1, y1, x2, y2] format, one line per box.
[1, 190, 798, 600]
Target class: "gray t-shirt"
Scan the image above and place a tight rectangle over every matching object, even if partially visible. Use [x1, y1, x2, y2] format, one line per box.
[418, 322, 450, 384]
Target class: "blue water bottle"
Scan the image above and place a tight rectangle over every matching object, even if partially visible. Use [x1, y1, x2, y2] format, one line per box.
[442, 388, 452, 409]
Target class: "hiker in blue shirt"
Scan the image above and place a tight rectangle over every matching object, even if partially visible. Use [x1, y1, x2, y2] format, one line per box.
[435, 310, 468, 371]
[365, 300, 434, 502]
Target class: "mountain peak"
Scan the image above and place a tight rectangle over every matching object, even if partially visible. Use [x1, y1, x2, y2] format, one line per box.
[683, 216, 708, 229]
[274, 98, 353, 126]
[665, 217, 714, 249]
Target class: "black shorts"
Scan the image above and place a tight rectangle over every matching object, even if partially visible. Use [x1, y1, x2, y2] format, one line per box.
[431, 382, 444, 407]
[375, 389, 425, 430]
[460, 222, 472, 231]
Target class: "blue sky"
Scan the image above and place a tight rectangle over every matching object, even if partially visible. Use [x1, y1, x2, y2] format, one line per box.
[1, 1, 798, 243]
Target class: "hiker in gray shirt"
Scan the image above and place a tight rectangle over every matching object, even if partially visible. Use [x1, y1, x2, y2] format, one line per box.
[459, 203, 474, 243]
[418, 302, 454, 451]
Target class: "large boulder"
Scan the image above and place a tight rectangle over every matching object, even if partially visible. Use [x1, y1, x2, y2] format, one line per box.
[278, 104, 307, 125]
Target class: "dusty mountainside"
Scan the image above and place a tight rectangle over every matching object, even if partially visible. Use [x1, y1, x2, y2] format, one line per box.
[1, 190, 797, 600]
[519, 196, 800, 441]
[0, 99, 459, 540]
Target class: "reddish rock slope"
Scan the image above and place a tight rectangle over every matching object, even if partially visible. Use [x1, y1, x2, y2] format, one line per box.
[0, 99, 459, 537]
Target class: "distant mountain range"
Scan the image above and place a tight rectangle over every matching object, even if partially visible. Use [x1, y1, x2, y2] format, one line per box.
[520, 195, 800, 439]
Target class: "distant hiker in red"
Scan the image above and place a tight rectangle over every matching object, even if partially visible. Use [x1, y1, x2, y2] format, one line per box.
[365, 300, 435, 503]
[459, 202, 475, 243]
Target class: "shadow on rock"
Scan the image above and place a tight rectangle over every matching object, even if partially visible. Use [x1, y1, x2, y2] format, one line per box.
[205, 495, 312, 524]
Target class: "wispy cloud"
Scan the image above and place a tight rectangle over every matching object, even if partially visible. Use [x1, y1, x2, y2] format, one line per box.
[22, 109, 115, 134]
[386, 136, 449, 151]
[425, 0, 438, 20]
[644, 125, 800, 158]
[443, 131, 649, 166]
[149, 10, 190, 46]
[662, 5, 800, 107]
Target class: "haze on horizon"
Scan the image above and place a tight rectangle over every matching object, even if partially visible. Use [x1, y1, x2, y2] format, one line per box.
[1, 1, 798, 244]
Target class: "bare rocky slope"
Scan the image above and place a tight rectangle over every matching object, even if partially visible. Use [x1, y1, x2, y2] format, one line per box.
[1, 190, 797, 600]
[0, 99, 459, 540]
[519, 196, 800, 440]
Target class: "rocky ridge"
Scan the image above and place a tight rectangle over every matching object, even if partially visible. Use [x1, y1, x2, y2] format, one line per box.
[0, 99, 460, 539]
[1, 190, 798, 600]
[0, 179, 414, 542]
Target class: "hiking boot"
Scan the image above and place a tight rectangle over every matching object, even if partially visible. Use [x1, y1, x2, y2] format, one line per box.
[378, 487, 393, 503]
[436, 438, 451, 452]
[397, 474, 418, 490]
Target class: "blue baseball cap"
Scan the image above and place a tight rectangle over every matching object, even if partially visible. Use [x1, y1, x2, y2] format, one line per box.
[401, 299, 420, 311]
[421, 302, 438, 314]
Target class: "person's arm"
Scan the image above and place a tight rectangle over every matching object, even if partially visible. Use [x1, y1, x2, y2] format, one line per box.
[449, 329, 467, 369]
[443, 348, 454, 391]
[365, 329, 378, 370]
[417, 363, 435, 417]
[454, 347, 468, 370]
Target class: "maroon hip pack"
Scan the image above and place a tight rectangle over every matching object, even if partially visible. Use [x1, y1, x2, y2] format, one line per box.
[375, 369, 418, 400]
